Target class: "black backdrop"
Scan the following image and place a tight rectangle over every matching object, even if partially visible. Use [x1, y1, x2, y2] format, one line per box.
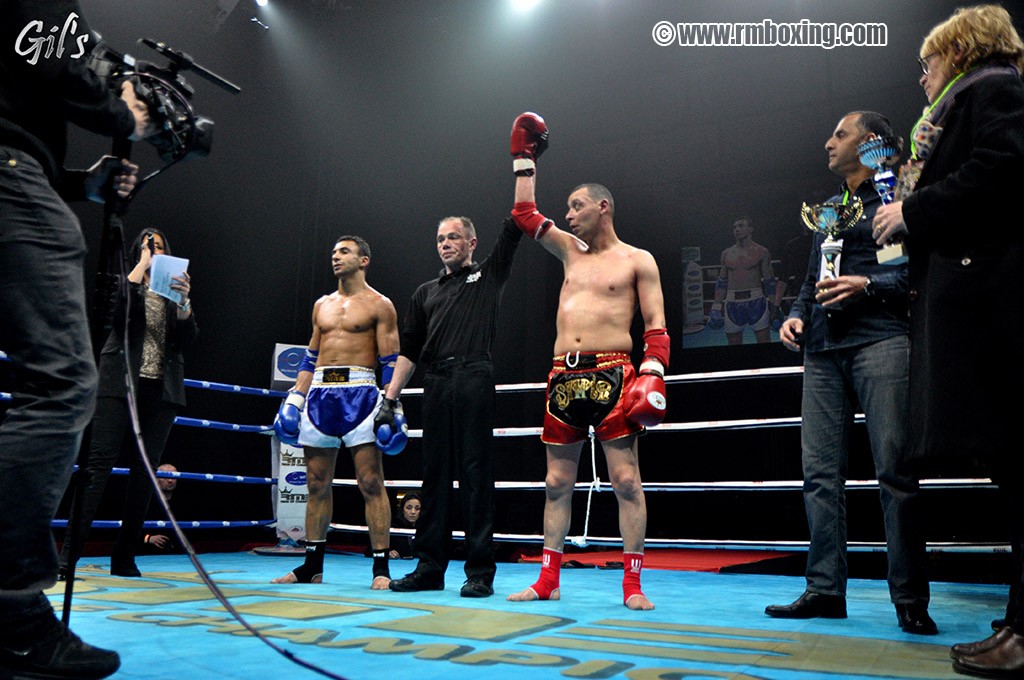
[50, 0, 1013, 552]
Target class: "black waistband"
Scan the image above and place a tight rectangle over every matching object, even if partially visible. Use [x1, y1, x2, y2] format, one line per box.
[425, 354, 491, 372]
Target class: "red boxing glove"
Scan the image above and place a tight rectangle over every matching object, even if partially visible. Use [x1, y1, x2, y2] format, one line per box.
[624, 373, 667, 427]
[512, 202, 554, 240]
[510, 112, 549, 176]
[626, 328, 670, 427]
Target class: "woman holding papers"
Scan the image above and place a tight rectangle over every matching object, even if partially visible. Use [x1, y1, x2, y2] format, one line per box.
[60, 228, 198, 578]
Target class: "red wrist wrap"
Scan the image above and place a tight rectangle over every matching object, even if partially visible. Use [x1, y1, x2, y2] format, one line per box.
[641, 328, 670, 372]
[512, 202, 553, 241]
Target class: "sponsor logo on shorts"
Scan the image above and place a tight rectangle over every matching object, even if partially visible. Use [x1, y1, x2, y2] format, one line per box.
[553, 377, 614, 409]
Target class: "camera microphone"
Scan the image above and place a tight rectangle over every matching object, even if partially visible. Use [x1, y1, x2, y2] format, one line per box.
[139, 38, 241, 94]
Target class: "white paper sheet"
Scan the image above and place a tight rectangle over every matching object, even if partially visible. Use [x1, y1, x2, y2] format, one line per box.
[148, 254, 190, 305]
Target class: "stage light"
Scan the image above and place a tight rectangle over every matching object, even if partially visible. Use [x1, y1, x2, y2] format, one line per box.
[255, 0, 268, 7]
[511, 0, 541, 12]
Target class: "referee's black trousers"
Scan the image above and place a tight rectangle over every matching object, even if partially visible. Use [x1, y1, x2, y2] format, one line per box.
[415, 357, 496, 583]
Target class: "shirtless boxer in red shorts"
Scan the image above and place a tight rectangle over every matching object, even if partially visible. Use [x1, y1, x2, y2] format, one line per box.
[503, 113, 670, 610]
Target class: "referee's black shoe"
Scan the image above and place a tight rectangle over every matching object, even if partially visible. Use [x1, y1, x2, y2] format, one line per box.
[389, 570, 444, 592]
[460, 577, 494, 598]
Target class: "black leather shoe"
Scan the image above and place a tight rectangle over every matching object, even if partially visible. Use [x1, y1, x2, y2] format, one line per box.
[765, 591, 846, 619]
[110, 561, 141, 578]
[896, 603, 938, 635]
[460, 578, 494, 598]
[952, 627, 1014, 660]
[389, 570, 444, 592]
[952, 630, 1024, 678]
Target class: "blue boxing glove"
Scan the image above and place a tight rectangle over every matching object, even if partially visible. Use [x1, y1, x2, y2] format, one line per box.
[274, 390, 305, 446]
[707, 303, 725, 330]
[374, 397, 408, 456]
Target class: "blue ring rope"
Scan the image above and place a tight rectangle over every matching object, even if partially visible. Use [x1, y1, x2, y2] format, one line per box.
[52, 519, 275, 529]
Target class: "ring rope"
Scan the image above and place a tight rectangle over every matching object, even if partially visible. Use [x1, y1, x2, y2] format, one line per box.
[52, 519, 275, 529]
[345, 477, 995, 491]
[182, 378, 287, 398]
[328, 521, 1009, 554]
[0, 355, 997, 550]
[391, 366, 805, 396]
[175, 415, 269, 433]
[71, 466, 274, 485]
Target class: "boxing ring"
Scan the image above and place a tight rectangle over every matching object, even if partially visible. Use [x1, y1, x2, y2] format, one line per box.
[1, 349, 1013, 680]
[0, 350, 1003, 554]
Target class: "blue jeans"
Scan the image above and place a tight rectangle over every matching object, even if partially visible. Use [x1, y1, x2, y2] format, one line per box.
[0, 146, 97, 605]
[801, 334, 928, 604]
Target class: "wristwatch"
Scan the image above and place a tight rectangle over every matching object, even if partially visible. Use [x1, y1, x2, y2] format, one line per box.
[863, 277, 875, 296]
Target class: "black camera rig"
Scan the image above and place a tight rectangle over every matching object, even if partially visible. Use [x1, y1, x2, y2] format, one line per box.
[87, 37, 239, 174]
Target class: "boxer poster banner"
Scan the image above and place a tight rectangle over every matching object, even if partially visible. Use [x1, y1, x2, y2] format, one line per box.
[272, 342, 307, 391]
[268, 343, 310, 549]
[270, 437, 308, 547]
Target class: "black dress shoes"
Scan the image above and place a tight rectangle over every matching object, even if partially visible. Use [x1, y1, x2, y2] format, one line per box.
[765, 591, 847, 619]
[460, 578, 494, 598]
[895, 603, 938, 635]
[109, 560, 141, 578]
[952, 630, 1024, 678]
[952, 627, 1015, 660]
[389, 570, 444, 592]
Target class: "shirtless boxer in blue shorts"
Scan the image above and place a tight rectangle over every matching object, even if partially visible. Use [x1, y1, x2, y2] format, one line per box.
[707, 217, 778, 345]
[271, 235, 404, 589]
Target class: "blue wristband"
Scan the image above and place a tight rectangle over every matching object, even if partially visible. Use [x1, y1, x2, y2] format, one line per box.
[298, 349, 319, 375]
[378, 353, 398, 387]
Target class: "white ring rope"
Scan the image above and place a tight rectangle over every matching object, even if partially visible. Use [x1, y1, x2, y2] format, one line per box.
[389, 366, 803, 397]
[339, 477, 995, 492]
[329, 522, 1009, 554]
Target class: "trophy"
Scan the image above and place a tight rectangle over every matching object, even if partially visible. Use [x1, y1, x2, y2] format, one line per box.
[800, 198, 864, 281]
[858, 135, 907, 265]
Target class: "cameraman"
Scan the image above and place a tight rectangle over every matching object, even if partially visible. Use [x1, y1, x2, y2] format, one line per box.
[0, 2, 150, 678]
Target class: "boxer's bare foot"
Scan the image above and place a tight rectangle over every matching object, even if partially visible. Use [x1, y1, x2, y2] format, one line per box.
[507, 586, 559, 602]
[625, 593, 654, 610]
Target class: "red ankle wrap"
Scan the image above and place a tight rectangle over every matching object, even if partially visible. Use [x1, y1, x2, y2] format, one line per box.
[529, 547, 563, 600]
[622, 552, 645, 603]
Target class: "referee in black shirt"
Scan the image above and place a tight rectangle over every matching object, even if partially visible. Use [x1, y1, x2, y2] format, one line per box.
[387, 215, 521, 597]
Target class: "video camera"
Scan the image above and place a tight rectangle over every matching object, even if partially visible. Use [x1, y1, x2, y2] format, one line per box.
[87, 37, 239, 164]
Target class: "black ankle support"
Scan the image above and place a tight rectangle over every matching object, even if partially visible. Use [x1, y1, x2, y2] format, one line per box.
[372, 549, 390, 579]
